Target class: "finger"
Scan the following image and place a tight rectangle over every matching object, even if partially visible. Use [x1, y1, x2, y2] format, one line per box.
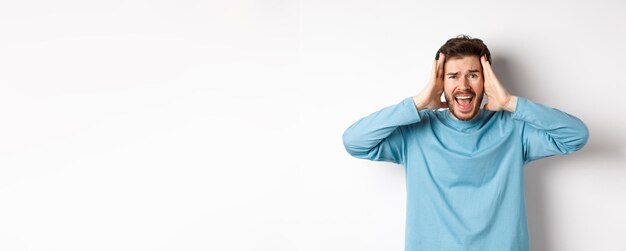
[483, 102, 499, 111]
[436, 53, 445, 79]
[480, 55, 494, 78]
[430, 53, 443, 80]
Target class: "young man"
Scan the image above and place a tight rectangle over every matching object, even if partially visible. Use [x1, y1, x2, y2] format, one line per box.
[342, 35, 589, 251]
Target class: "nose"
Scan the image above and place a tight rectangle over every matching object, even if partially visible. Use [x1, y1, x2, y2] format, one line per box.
[460, 76, 470, 88]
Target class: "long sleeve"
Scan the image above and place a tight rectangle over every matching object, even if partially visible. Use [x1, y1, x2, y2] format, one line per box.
[342, 97, 421, 164]
[513, 97, 589, 163]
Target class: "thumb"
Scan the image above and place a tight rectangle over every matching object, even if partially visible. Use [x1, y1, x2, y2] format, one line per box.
[483, 102, 493, 111]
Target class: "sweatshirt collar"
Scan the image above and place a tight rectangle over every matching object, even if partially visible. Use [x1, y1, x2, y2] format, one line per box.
[441, 109, 485, 130]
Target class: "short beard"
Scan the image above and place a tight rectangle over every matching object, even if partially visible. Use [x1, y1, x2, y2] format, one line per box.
[445, 93, 484, 121]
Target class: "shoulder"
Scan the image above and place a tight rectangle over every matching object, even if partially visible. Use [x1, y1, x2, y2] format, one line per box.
[398, 109, 439, 132]
[480, 109, 525, 132]
[418, 108, 445, 123]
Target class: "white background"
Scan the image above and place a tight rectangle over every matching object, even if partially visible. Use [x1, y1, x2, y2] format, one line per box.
[0, 0, 624, 250]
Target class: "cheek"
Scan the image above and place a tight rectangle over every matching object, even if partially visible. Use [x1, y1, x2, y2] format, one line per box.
[471, 80, 484, 92]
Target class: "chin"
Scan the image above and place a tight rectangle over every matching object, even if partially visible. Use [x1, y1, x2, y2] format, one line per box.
[447, 94, 483, 121]
[450, 103, 481, 121]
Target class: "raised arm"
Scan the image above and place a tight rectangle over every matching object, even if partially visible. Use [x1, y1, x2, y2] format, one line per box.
[342, 97, 420, 164]
[479, 56, 589, 162]
[514, 98, 589, 162]
[342, 53, 447, 164]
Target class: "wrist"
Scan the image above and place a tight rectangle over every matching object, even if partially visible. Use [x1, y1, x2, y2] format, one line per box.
[412, 95, 430, 110]
[412, 95, 424, 110]
[505, 96, 518, 112]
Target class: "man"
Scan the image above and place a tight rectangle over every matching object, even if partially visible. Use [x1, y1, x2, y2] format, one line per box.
[342, 35, 589, 251]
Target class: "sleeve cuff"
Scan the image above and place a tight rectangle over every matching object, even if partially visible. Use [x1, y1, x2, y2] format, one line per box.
[511, 96, 527, 120]
[403, 96, 422, 123]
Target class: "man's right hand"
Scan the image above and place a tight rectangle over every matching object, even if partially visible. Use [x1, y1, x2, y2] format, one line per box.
[412, 52, 448, 110]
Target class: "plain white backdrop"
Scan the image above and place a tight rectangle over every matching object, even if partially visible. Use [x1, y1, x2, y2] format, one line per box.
[0, 0, 624, 250]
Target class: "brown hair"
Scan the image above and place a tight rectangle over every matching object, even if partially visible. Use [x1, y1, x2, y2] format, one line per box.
[438, 34, 491, 64]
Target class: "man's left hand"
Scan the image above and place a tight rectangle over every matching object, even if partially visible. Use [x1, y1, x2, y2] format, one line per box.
[481, 55, 517, 112]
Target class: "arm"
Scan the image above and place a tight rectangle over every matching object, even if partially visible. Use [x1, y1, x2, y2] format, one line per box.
[342, 97, 421, 164]
[343, 52, 448, 164]
[479, 56, 589, 162]
[513, 97, 589, 162]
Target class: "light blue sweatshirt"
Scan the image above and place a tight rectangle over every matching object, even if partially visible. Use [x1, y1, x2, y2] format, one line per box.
[342, 97, 588, 251]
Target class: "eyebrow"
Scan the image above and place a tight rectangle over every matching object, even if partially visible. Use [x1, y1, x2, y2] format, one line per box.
[447, 70, 480, 75]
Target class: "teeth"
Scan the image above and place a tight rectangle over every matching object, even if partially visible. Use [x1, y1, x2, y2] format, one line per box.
[456, 96, 472, 99]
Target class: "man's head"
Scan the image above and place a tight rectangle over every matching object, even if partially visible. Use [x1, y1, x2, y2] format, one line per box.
[438, 35, 491, 121]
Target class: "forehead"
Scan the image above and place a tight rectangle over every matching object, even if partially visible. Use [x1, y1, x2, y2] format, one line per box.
[445, 56, 481, 73]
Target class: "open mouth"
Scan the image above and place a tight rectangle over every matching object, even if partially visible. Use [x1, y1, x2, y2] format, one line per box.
[454, 94, 475, 112]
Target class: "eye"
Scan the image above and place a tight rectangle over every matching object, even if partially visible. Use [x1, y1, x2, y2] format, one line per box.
[468, 74, 478, 79]
[448, 75, 457, 79]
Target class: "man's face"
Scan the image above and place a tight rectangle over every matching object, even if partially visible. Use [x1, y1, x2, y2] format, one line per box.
[443, 56, 484, 121]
